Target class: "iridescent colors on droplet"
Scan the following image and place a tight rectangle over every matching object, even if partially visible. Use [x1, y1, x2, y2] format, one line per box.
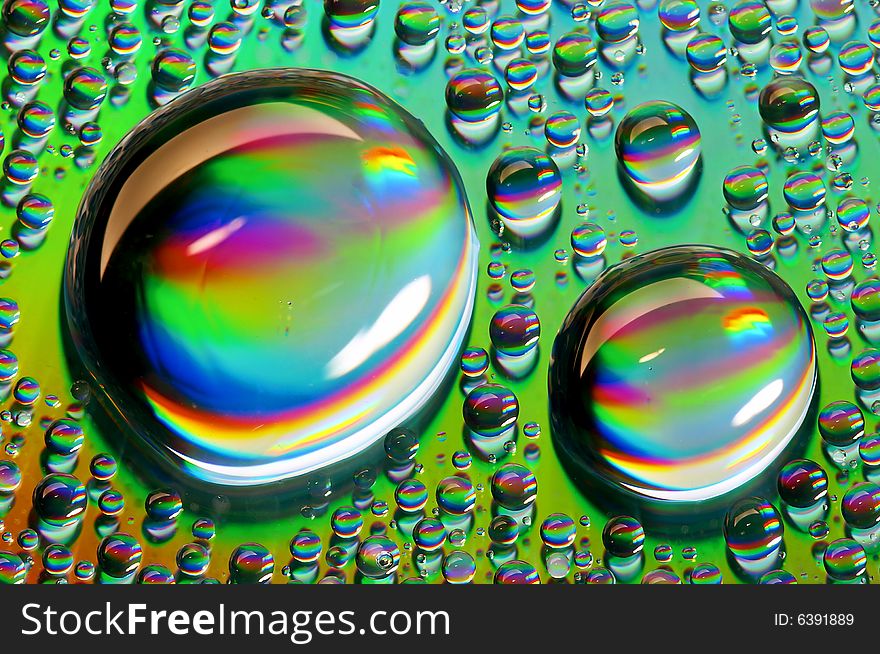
[852, 348, 880, 391]
[852, 279, 880, 320]
[33, 473, 87, 527]
[783, 172, 826, 212]
[445, 69, 503, 123]
[777, 459, 828, 508]
[97, 533, 142, 578]
[724, 166, 769, 211]
[818, 401, 864, 447]
[838, 41, 874, 77]
[228, 543, 274, 584]
[486, 146, 562, 237]
[728, 0, 772, 44]
[823, 538, 867, 581]
[490, 463, 537, 510]
[658, 0, 700, 32]
[758, 78, 820, 136]
[489, 305, 540, 356]
[63, 67, 107, 111]
[724, 497, 784, 561]
[571, 223, 607, 258]
[3, 0, 50, 36]
[686, 33, 726, 72]
[596, 2, 639, 43]
[356, 535, 400, 578]
[602, 515, 645, 557]
[323, 0, 379, 30]
[552, 32, 597, 77]
[66, 69, 478, 487]
[463, 384, 519, 436]
[836, 197, 869, 232]
[494, 560, 540, 584]
[395, 2, 441, 46]
[614, 101, 702, 201]
[549, 246, 817, 505]
[841, 482, 880, 529]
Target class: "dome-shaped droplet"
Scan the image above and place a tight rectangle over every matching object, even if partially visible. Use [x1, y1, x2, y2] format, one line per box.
[614, 101, 701, 202]
[549, 246, 816, 507]
[758, 78, 820, 140]
[486, 146, 562, 239]
[65, 69, 478, 488]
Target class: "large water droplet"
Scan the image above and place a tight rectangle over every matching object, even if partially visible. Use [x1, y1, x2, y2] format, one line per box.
[549, 245, 817, 509]
[65, 69, 478, 489]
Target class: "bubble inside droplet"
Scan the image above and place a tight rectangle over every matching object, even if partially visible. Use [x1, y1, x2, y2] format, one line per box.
[549, 245, 816, 507]
[65, 69, 478, 488]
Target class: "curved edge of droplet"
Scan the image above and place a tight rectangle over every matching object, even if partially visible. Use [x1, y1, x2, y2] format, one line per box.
[62, 68, 481, 505]
[547, 244, 819, 531]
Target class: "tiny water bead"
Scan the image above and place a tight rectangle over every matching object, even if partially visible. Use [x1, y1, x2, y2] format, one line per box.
[486, 146, 562, 239]
[614, 101, 702, 202]
[66, 69, 478, 488]
[549, 246, 816, 506]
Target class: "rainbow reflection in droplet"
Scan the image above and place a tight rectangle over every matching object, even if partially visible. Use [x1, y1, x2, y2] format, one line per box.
[549, 245, 816, 505]
[65, 69, 479, 487]
[614, 101, 701, 202]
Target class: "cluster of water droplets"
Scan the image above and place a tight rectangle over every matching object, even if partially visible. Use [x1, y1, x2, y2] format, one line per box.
[0, 0, 878, 586]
